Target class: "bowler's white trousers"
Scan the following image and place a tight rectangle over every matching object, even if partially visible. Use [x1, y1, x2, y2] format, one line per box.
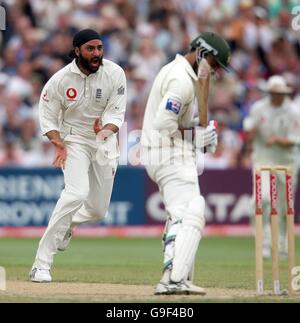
[33, 141, 117, 270]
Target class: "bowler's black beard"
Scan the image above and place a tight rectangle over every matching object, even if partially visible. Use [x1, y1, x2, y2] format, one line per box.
[77, 54, 103, 74]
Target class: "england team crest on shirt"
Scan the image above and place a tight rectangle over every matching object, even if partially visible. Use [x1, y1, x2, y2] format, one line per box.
[96, 89, 102, 101]
[166, 98, 182, 115]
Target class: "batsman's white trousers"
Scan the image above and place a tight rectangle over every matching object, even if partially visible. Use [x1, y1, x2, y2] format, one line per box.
[33, 142, 117, 270]
[145, 151, 205, 281]
[146, 163, 201, 213]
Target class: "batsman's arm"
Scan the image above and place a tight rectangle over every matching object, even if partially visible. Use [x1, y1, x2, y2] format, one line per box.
[153, 80, 191, 135]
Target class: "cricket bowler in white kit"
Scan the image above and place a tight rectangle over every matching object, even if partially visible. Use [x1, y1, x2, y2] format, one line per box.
[141, 32, 231, 295]
[30, 29, 127, 283]
[244, 76, 300, 259]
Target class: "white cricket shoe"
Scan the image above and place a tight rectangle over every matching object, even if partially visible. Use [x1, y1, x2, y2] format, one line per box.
[30, 268, 52, 283]
[58, 229, 73, 252]
[155, 281, 206, 296]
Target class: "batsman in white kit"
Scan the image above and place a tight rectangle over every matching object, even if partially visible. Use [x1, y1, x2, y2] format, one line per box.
[244, 75, 300, 259]
[30, 29, 127, 283]
[141, 32, 231, 295]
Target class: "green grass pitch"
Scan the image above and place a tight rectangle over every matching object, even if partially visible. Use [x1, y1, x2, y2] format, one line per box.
[0, 237, 299, 303]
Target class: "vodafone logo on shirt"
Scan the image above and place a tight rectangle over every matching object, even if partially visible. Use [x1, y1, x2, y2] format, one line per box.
[66, 88, 78, 101]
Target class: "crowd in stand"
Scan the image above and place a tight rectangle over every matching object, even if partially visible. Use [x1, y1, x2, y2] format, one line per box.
[0, 0, 299, 169]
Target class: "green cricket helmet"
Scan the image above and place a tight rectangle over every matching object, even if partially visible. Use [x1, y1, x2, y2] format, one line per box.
[190, 32, 231, 71]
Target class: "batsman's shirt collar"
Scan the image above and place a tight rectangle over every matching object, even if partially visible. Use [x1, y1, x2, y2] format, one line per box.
[175, 54, 198, 81]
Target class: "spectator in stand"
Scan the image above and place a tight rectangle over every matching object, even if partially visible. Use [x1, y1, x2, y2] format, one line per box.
[129, 24, 167, 82]
[205, 110, 243, 169]
[0, 0, 299, 169]
[0, 134, 24, 167]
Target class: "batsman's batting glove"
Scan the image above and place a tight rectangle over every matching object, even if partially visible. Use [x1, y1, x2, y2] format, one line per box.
[194, 120, 218, 152]
[206, 120, 218, 153]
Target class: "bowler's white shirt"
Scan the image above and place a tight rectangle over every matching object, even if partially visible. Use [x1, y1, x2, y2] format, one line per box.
[39, 59, 127, 149]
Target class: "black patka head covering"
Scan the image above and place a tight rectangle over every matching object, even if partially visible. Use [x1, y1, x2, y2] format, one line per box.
[68, 29, 102, 58]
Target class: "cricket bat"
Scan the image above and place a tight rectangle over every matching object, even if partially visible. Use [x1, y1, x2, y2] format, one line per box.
[195, 58, 212, 152]
[195, 58, 211, 127]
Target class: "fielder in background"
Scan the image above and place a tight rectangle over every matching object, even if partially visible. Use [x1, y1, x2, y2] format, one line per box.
[141, 32, 231, 295]
[244, 75, 300, 259]
[284, 72, 300, 175]
[30, 29, 127, 283]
